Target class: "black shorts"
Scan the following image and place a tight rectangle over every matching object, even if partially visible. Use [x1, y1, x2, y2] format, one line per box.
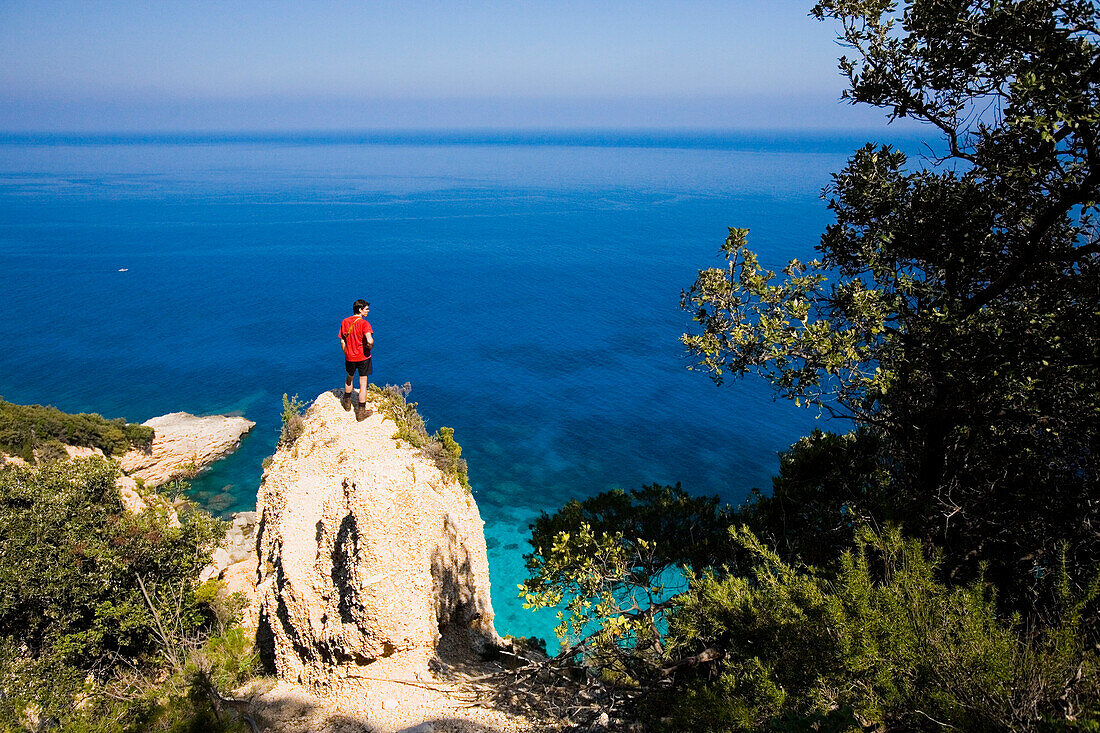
[345, 358, 372, 377]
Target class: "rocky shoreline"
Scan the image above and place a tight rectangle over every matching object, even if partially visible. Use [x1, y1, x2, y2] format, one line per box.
[120, 411, 255, 487]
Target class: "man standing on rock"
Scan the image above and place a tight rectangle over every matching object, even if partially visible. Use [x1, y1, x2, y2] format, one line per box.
[339, 299, 374, 420]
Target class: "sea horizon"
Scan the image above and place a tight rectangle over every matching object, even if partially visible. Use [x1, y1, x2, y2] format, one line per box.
[0, 125, 931, 154]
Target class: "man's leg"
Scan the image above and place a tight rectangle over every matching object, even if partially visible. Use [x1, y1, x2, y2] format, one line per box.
[355, 361, 373, 420]
[356, 376, 372, 419]
[342, 366, 355, 410]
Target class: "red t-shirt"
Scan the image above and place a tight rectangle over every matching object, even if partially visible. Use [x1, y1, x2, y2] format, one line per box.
[340, 316, 373, 361]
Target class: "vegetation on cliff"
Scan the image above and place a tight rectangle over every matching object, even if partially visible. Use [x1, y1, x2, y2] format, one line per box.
[0, 398, 154, 463]
[0, 458, 259, 731]
[278, 387, 470, 491]
[369, 383, 471, 491]
[278, 393, 308, 447]
[519, 1, 1100, 729]
[522, 481, 1099, 730]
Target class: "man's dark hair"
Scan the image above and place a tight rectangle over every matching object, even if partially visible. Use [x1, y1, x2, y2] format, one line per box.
[352, 299, 370, 313]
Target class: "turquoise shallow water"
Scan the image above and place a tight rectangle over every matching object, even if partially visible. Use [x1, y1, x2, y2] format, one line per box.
[0, 131, 910, 644]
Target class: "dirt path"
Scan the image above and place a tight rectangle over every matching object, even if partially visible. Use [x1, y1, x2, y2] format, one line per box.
[238, 655, 551, 732]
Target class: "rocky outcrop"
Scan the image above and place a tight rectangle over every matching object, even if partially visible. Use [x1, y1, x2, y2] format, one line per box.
[0, 412, 252, 488]
[63, 445, 104, 460]
[199, 511, 261, 630]
[221, 511, 260, 571]
[201, 511, 259, 583]
[121, 412, 255, 487]
[255, 390, 501, 689]
[117, 474, 182, 528]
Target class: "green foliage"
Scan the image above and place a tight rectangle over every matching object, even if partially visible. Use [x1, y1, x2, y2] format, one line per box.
[682, 0, 1100, 606]
[369, 383, 430, 447]
[279, 393, 308, 446]
[661, 526, 1100, 731]
[739, 429, 890, 569]
[35, 438, 69, 464]
[0, 458, 226, 726]
[520, 2, 1100, 729]
[523, 492, 1100, 729]
[0, 398, 154, 459]
[528, 484, 733, 583]
[369, 383, 471, 490]
[0, 626, 260, 732]
[521, 485, 731, 682]
[130, 628, 261, 733]
[428, 426, 470, 492]
[193, 627, 261, 692]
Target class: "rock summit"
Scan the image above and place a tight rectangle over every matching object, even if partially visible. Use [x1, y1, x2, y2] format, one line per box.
[255, 390, 501, 689]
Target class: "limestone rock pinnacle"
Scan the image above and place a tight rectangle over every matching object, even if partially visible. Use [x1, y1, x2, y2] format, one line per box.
[255, 390, 501, 688]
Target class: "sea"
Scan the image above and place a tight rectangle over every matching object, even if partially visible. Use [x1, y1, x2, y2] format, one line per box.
[0, 129, 920, 645]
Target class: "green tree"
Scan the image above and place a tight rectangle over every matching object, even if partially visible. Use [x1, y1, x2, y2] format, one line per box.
[0, 458, 225, 725]
[521, 485, 732, 685]
[682, 0, 1100, 602]
[738, 428, 890, 571]
[0, 398, 154, 459]
[517, 2, 1100, 729]
[521, 506, 1100, 730]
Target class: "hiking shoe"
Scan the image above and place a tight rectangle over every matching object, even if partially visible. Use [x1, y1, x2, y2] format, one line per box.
[355, 403, 372, 421]
[341, 392, 354, 411]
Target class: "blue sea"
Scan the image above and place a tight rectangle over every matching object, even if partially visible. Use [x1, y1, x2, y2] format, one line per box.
[0, 130, 914, 644]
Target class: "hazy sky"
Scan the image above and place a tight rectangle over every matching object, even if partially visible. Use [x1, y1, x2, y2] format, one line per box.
[0, 1, 901, 131]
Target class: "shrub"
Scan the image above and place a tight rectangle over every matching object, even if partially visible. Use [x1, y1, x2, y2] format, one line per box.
[279, 393, 308, 446]
[661, 526, 1100, 731]
[123, 627, 262, 733]
[369, 383, 471, 490]
[738, 429, 890, 570]
[426, 426, 469, 491]
[34, 439, 69, 464]
[369, 383, 429, 447]
[0, 458, 226, 725]
[0, 398, 154, 459]
[522, 489, 1100, 730]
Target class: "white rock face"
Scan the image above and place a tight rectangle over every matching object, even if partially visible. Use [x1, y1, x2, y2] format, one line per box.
[255, 391, 501, 688]
[199, 511, 260, 585]
[63, 445, 104, 460]
[121, 412, 255, 487]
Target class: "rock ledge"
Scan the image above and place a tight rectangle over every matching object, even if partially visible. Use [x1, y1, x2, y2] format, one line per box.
[121, 412, 255, 487]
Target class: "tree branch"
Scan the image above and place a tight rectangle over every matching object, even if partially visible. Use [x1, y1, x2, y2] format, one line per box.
[961, 169, 1100, 318]
[659, 646, 724, 678]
